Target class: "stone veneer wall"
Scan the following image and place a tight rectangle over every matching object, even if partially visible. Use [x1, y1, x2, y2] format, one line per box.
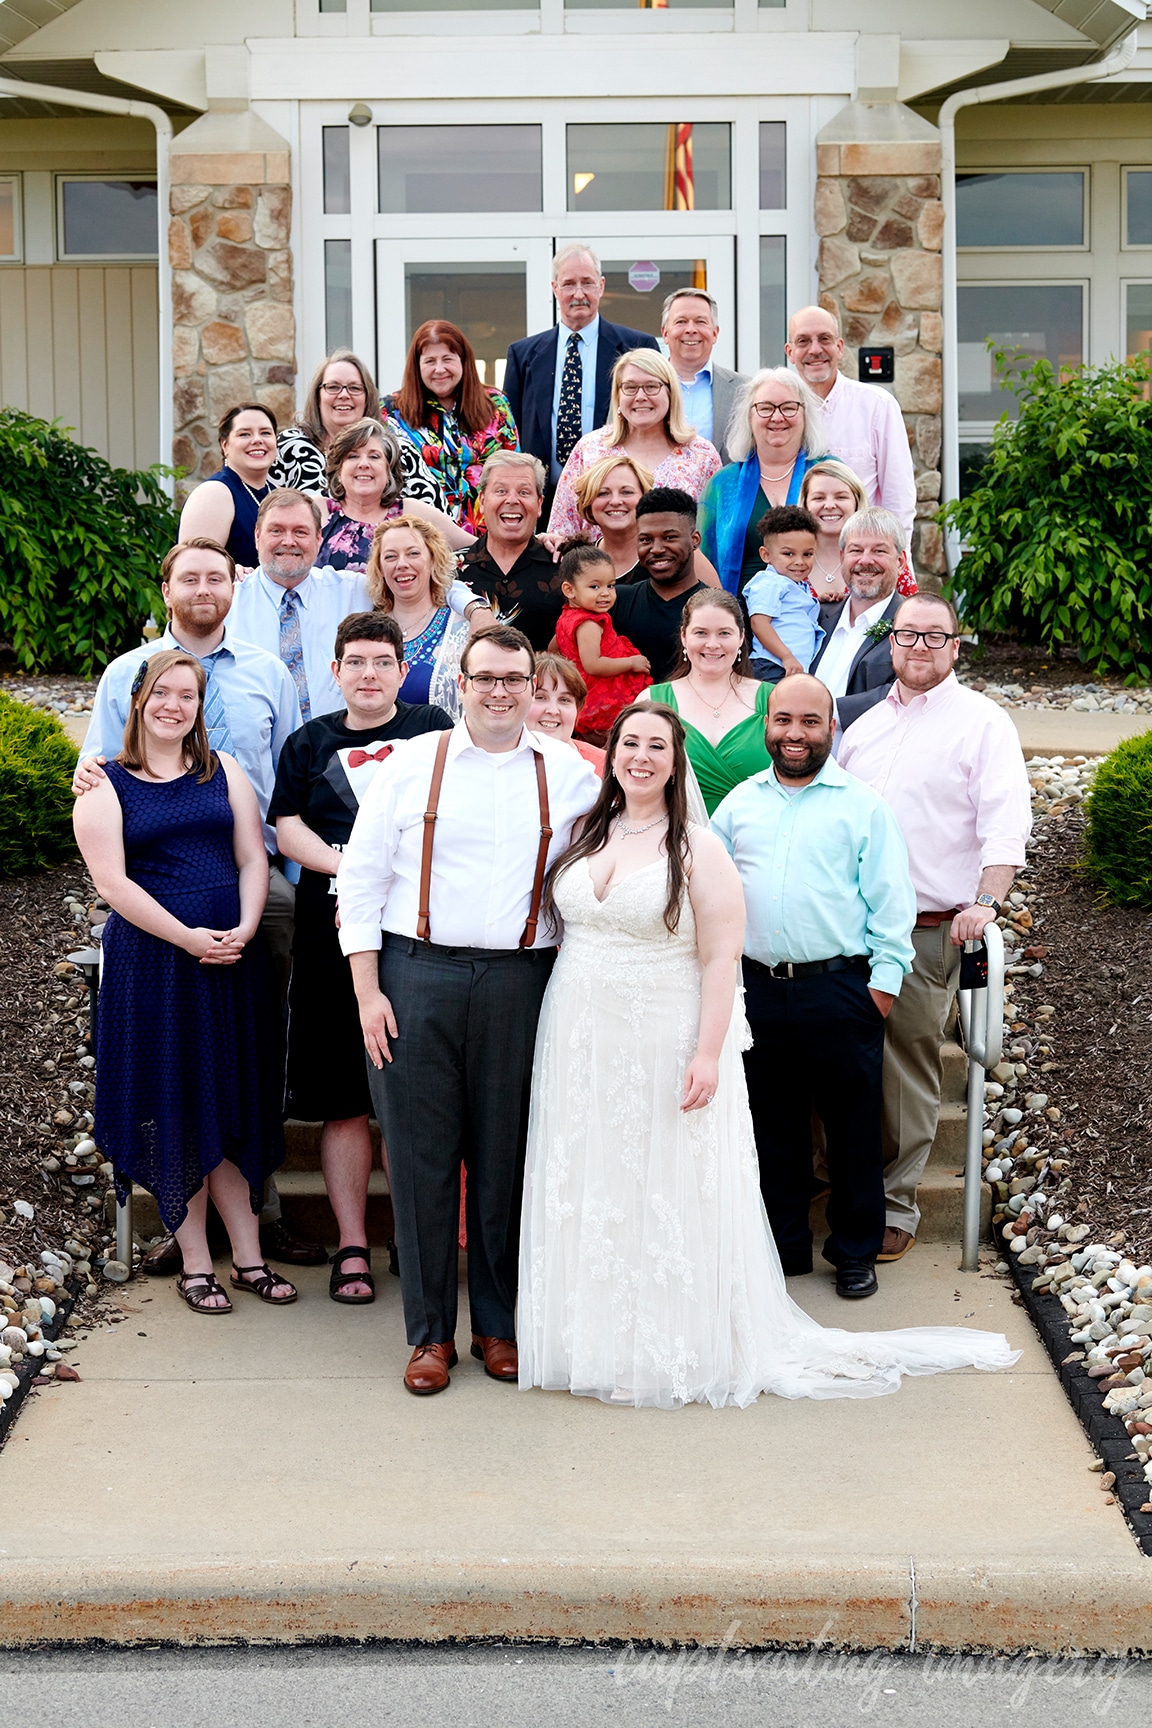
[815, 133, 944, 576]
[168, 118, 296, 503]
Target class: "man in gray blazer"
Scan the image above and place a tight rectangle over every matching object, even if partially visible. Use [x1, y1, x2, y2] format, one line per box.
[660, 288, 747, 465]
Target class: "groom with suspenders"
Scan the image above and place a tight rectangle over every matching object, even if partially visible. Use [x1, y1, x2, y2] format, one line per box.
[338, 625, 599, 1394]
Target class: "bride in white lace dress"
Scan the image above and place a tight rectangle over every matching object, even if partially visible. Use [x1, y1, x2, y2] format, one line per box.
[518, 701, 1019, 1409]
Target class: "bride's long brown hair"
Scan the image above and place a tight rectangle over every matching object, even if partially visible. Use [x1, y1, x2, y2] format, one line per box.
[543, 702, 692, 935]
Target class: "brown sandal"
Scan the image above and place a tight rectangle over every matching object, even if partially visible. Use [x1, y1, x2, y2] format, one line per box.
[177, 1271, 232, 1315]
[230, 1261, 298, 1304]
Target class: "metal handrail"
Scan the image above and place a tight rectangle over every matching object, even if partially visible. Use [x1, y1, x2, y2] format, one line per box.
[958, 920, 1005, 1272]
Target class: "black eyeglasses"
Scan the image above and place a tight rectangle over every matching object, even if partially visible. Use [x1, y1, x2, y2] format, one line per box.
[463, 672, 531, 693]
[890, 628, 959, 650]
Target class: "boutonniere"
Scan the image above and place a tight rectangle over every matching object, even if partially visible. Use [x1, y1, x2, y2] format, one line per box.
[864, 618, 893, 645]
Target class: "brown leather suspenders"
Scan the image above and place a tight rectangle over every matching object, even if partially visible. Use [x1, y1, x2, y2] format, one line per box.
[415, 732, 553, 949]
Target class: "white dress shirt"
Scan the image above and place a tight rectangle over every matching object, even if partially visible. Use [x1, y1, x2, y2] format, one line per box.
[338, 722, 600, 955]
[814, 594, 892, 700]
[818, 371, 917, 544]
[838, 673, 1032, 913]
[228, 566, 374, 719]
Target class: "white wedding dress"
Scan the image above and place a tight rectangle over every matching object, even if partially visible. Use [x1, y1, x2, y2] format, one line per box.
[517, 852, 1020, 1409]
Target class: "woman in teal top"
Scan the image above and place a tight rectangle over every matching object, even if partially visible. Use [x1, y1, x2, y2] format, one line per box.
[640, 588, 772, 816]
[698, 367, 830, 597]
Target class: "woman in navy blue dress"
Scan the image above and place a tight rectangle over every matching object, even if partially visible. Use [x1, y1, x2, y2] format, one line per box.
[72, 649, 294, 1314]
[177, 403, 278, 570]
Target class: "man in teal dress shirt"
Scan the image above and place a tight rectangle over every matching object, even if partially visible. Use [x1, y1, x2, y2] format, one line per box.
[711, 674, 915, 1298]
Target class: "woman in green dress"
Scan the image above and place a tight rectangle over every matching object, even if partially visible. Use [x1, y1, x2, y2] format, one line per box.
[639, 587, 771, 815]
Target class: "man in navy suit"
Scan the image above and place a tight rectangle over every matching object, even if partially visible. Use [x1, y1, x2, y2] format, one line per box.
[503, 244, 660, 488]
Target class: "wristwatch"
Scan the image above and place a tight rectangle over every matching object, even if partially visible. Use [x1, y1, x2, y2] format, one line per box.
[974, 893, 1002, 913]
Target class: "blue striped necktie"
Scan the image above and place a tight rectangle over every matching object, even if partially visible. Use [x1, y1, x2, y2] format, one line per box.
[279, 587, 311, 722]
[200, 648, 235, 755]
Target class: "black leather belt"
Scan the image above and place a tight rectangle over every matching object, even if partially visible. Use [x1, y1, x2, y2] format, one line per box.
[744, 954, 870, 981]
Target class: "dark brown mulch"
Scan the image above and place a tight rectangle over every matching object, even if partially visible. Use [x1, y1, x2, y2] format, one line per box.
[0, 863, 113, 1314]
[1016, 814, 1152, 1264]
[958, 639, 1108, 692]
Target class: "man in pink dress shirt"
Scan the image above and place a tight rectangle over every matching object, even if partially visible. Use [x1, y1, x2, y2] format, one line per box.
[838, 594, 1032, 1260]
[785, 306, 916, 549]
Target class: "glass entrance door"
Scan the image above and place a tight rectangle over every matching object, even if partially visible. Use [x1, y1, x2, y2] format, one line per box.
[577, 236, 737, 369]
[375, 239, 554, 397]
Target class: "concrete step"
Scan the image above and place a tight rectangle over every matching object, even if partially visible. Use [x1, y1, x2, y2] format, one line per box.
[116, 1171, 396, 1250]
[925, 1101, 967, 1170]
[940, 1038, 967, 1105]
[282, 1119, 383, 1170]
[810, 1169, 990, 1247]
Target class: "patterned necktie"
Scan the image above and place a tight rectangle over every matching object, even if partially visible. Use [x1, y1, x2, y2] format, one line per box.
[555, 330, 583, 470]
[279, 587, 311, 722]
[200, 648, 235, 756]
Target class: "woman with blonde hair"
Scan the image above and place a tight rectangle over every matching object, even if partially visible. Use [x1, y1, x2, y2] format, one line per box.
[573, 452, 653, 579]
[547, 349, 721, 540]
[366, 515, 471, 717]
[319, 417, 472, 572]
[269, 347, 444, 510]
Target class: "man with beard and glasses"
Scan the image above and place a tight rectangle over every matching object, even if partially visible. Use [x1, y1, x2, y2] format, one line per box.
[809, 506, 903, 731]
[710, 674, 915, 1299]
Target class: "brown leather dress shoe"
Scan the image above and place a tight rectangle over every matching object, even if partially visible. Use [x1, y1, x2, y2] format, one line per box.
[142, 1234, 183, 1277]
[404, 1342, 458, 1396]
[470, 1335, 519, 1381]
[258, 1219, 328, 1266]
[877, 1226, 915, 1262]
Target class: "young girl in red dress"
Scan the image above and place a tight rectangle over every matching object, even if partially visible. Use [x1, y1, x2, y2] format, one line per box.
[554, 544, 651, 743]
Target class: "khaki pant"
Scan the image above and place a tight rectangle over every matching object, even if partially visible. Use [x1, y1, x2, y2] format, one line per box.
[881, 922, 961, 1237]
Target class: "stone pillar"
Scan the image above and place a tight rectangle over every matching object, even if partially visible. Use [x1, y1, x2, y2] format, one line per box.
[814, 103, 944, 576]
[167, 111, 296, 502]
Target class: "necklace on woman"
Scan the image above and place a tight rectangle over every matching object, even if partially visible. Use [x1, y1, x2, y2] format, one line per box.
[685, 676, 733, 719]
[758, 462, 794, 483]
[812, 553, 840, 581]
[234, 471, 269, 506]
[399, 604, 437, 639]
[615, 814, 667, 837]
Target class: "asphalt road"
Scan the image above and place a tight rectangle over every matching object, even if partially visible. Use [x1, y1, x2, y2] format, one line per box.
[2, 1644, 1146, 1727]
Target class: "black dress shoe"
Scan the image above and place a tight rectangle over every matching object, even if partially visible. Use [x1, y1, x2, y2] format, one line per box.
[142, 1234, 183, 1277]
[258, 1219, 328, 1266]
[835, 1258, 878, 1299]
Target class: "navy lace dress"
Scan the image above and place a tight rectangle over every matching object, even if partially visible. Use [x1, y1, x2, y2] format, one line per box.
[95, 761, 285, 1231]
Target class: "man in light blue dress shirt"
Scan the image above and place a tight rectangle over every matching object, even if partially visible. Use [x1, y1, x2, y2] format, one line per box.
[660, 288, 747, 465]
[711, 674, 915, 1300]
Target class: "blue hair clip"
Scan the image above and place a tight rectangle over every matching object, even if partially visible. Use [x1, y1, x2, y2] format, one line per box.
[130, 660, 150, 698]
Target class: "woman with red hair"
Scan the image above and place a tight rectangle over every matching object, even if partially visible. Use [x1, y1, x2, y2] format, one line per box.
[383, 320, 519, 535]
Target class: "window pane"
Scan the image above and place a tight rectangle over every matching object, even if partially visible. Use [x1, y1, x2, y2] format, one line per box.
[1127, 171, 1152, 246]
[957, 284, 1083, 421]
[404, 263, 526, 390]
[378, 126, 541, 213]
[566, 0, 730, 9]
[599, 259, 710, 340]
[0, 181, 15, 258]
[759, 235, 786, 367]
[1126, 283, 1152, 358]
[323, 127, 351, 215]
[374, 0, 536, 8]
[325, 239, 353, 352]
[759, 122, 786, 210]
[567, 123, 730, 212]
[956, 172, 1084, 248]
[60, 180, 157, 257]
[319, 0, 347, 10]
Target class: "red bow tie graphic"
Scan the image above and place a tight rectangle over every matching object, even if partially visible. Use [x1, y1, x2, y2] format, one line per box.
[347, 745, 394, 768]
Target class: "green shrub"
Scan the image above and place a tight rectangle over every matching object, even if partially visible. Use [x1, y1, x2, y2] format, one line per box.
[940, 352, 1152, 682]
[0, 693, 78, 877]
[0, 410, 177, 675]
[1083, 730, 1152, 908]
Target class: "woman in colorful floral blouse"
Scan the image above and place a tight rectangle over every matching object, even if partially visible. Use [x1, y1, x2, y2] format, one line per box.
[382, 321, 519, 536]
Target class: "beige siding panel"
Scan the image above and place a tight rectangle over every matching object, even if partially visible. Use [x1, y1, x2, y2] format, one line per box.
[129, 266, 159, 471]
[24, 268, 55, 424]
[103, 268, 135, 471]
[51, 268, 82, 439]
[0, 271, 28, 411]
[77, 269, 109, 459]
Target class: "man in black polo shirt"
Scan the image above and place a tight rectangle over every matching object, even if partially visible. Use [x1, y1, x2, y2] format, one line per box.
[611, 487, 707, 681]
[457, 452, 565, 651]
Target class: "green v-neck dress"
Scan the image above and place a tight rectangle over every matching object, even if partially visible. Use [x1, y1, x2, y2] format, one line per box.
[648, 679, 773, 815]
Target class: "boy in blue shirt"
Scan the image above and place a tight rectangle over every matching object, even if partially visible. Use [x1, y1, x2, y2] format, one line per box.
[744, 505, 824, 683]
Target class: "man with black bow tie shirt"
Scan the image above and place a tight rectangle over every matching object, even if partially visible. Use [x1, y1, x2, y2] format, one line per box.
[270, 611, 452, 1306]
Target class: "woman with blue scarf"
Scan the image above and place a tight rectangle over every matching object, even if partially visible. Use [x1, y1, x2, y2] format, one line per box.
[699, 368, 831, 596]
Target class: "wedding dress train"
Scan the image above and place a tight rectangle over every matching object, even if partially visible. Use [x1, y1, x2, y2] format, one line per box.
[517, 853, 1019, 1409]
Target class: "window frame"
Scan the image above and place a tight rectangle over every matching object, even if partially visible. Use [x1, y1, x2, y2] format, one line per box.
[55, 174, 159, 263]
[0, 173, 22, 263]
[1121, 167, 1152, 252]
[564, 118, 733, 215]
[954, 166, 1089, 255]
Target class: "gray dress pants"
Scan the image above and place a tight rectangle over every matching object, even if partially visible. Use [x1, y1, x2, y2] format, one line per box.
[366, 935, 556, 1346]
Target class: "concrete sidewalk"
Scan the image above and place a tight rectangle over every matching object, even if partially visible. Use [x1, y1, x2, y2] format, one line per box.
[1009, 707, 1151, 758]
[2, 1250, 1148, 1653]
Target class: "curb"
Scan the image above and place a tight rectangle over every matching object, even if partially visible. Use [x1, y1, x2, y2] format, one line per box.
[1006, 1254, 1152, 1556]
[0, 1276, 81, 1451]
